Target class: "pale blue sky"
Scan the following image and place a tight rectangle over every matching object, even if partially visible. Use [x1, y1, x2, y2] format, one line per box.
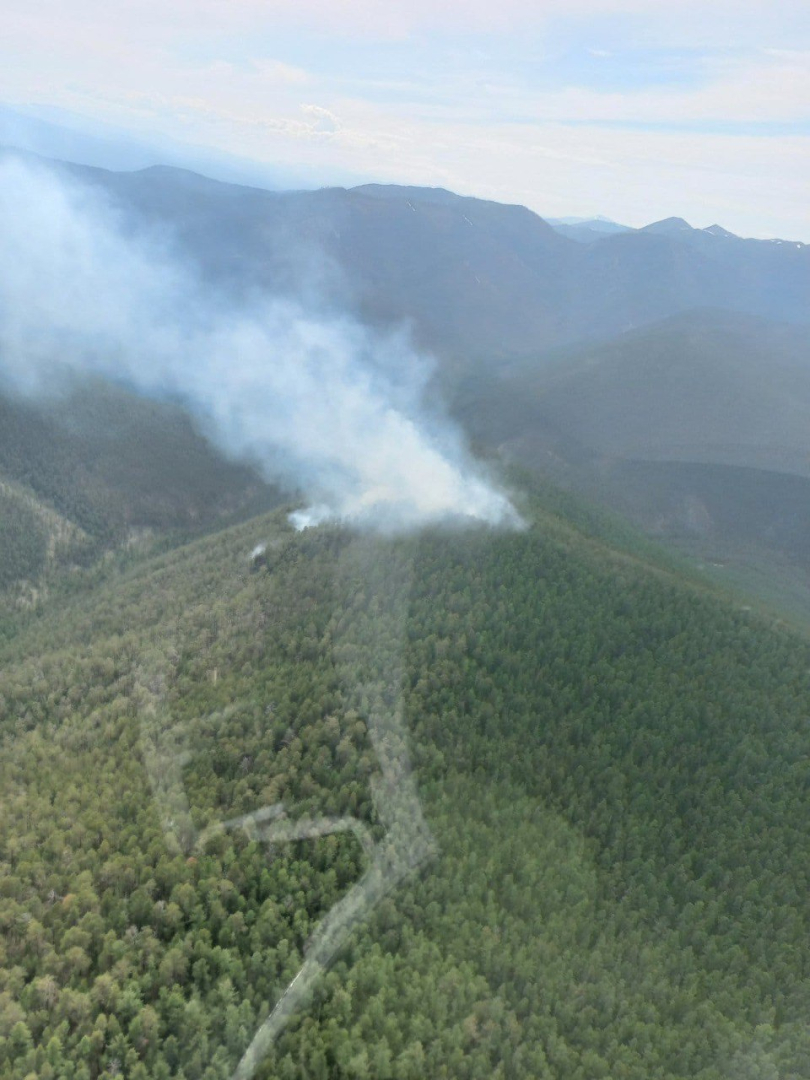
[2, 1, 808, 238]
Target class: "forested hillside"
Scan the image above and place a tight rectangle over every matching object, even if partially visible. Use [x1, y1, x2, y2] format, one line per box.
[452, 310, 810, 592]
[0, 380, 281, 600]
[2, 484, 810, 1079]
[460, 311, 810, 478]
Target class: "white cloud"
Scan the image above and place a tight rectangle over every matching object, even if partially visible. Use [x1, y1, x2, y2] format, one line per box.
[5, 0, 809, 49]
[514, 51, 810, 125]
[300, 104, 340, 133]
[10, 75, 804, 239]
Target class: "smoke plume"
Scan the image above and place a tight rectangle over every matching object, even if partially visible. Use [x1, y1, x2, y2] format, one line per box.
[0, 156, 519, 530]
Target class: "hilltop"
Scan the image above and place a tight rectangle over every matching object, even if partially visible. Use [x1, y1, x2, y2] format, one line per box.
[3, 477, 810, 1078]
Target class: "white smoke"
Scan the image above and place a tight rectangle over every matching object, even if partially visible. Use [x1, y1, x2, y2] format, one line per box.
[0, 156, 519, 530]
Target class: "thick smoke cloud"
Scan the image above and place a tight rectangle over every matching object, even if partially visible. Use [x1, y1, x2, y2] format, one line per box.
[0, 156, 519, 530]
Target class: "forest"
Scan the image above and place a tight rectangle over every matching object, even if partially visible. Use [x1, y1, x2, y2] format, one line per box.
[0, 383, 278, 574]
[2, 481, 810, 1078]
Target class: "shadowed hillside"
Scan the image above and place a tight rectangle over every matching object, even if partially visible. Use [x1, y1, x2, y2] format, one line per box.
[453, 311, 810, 575]
[0, 379, 281, 593]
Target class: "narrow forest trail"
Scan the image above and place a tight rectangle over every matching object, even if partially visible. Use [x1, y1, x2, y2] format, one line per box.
[229, 539, 438, 1079]
[138, 536, 439, 1080]
[232, 701, 436, 1079]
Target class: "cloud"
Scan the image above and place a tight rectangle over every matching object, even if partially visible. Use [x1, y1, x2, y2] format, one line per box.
[6, 0, 808, 52]
[250, 59, 311, 85]
[0, 155, 518, 530]
[125, 0, 810, 44]
[300, 104, 340, 133]
[513, 50, 810, 125]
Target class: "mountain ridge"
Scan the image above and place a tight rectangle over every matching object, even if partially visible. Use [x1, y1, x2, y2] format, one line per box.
[4, 148, 805, 365]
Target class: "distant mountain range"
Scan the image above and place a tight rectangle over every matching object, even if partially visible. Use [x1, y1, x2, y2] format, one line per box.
[2, 146, 809, 579]
[0, 103, 348, 191]
[546, 216, 633, 242]
[8, 150, 805, 365]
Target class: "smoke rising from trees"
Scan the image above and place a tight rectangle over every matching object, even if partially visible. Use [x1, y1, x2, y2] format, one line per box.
[0, 156, 518, 530]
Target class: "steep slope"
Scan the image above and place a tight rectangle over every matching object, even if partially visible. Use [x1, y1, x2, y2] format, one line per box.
[454, 310, 810, 564]
[0, 380, 280, 594]
[518, 311, 810, 473]
[3, 486, 810, 1078]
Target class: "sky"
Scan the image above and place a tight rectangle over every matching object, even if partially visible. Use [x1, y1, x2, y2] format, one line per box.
[1, 0, 809, 239]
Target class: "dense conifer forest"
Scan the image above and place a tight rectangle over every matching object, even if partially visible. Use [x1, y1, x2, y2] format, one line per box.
[0, 384, 279, 584]
[2, 485, 810, 1078]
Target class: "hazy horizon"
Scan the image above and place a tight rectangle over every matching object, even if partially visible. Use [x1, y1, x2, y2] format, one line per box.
[1, 102, 808, 245]
[1, 1, 808, 242]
